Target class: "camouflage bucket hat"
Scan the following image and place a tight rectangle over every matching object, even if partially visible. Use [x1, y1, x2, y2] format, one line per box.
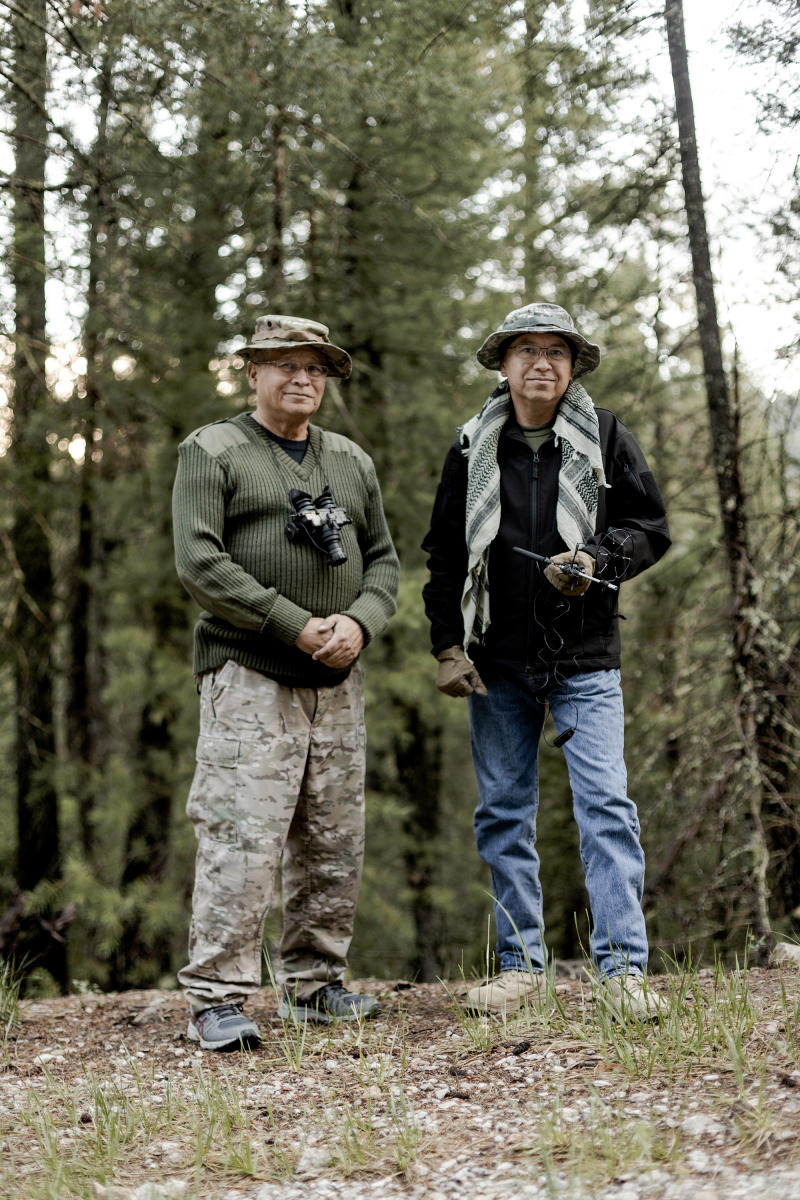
[476, 302, 601, 378]
[238, 314, 352, 379]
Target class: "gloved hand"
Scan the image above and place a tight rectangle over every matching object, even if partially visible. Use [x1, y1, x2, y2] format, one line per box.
[544, 550, 595, 596]
[436, 647, 488, 698]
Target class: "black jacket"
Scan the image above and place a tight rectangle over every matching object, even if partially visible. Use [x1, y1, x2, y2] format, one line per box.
[422, 408, 670, 678]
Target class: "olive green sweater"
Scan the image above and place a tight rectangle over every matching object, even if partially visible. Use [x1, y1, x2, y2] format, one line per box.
[172, 413, 399, 687]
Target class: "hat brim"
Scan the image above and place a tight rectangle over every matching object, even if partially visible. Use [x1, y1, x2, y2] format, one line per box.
[477, 327, 600, 378]
[238, 340, 352, 379]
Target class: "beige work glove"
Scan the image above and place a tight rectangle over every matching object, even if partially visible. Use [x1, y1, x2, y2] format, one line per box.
[544, 550, 595, 596]
[436, 646, 488, 698]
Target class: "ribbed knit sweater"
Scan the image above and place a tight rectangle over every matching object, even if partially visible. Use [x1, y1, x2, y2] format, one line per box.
[172, 413, 399, 687]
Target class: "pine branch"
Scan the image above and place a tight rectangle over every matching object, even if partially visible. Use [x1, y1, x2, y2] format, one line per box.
[312, 123, 458, 249]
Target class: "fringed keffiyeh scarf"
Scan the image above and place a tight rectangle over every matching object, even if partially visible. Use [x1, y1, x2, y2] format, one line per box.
[459, 378, 608, 650]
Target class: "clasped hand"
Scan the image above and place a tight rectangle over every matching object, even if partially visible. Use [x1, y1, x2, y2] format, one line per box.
[296, 614, 364, 669]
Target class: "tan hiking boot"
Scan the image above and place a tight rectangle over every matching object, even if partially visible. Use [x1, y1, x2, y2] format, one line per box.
[605, 974, 667, 1021]
[466, 969, 546, 1015]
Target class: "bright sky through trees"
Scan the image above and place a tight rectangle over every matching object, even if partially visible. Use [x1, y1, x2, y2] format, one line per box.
[669, 0, 798, 394]
[1, 1, 796, 398]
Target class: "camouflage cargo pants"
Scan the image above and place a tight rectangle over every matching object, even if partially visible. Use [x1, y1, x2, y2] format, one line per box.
[178, 659, 367, 1013]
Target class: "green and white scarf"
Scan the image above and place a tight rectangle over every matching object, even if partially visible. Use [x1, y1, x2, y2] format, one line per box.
[459, 378, 608, 649]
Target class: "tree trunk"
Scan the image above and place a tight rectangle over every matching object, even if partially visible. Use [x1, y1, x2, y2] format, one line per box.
[110, 677, 174, 989]
[522, 0, 545, 295]
[395, 706, 444, 981]
[266, 0, 287, 307]
[665, 0, 749, 596]
[666, 0, 800, 946]
[66, 56, 113, 862]
[9, 0, 67, 988]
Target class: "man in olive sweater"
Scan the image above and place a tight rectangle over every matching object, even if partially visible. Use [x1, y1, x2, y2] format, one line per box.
[173, 315, 398, 1050]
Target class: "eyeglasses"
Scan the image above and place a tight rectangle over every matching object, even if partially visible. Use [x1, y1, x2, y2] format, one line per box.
[509, 345, 569, 363]
[267, 360, 329, 379]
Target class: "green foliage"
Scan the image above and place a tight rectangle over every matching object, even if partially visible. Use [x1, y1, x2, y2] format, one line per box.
[0, 0, 797, 996]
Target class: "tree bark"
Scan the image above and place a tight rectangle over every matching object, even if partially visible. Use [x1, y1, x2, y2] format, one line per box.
[9, 0, 67, 988]
[267, 0, 287, 307]
[666, 0, 800, 945]
[665, 0, 749, 602]
[522, 0, 545, 295]
[395, 706, 444, 981]
[66, 55, 114, 862]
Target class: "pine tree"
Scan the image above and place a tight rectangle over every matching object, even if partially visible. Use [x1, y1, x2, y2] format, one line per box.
[666, 0, 800, 951]
[3, 0, 67, 988]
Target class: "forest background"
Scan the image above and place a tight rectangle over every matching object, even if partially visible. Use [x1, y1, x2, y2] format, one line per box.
[1, 0, 798, 997]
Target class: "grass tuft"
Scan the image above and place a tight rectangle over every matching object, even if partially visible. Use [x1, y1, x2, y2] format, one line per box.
[2, 951, 799, 1197]
[0, 957, 21, 1061]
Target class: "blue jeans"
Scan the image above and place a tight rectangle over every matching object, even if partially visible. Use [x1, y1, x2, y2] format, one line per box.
[468, 667, 648, 978]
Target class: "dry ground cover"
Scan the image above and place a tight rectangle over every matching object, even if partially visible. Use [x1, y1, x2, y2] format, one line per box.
[2, 964, 800, 1199]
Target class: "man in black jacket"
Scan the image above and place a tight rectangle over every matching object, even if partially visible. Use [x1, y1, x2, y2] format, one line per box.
[422, 302, 670, 1019]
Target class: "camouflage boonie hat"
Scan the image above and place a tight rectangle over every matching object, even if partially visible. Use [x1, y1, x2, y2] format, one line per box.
[476, 302, 601, 378]
[238, 315, 352, 379]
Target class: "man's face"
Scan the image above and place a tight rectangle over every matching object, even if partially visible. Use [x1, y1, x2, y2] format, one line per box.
[247, 347, 328, 432]
[500, 332, 573, 415]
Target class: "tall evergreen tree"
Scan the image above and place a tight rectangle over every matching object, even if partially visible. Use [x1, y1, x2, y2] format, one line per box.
[666, 0, 800, 950]
[2, 0, 786, 989]
[3, 0, 67, 987]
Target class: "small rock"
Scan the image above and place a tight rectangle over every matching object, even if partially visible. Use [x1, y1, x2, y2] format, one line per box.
[771, 942, 800, 969]
[130, 998, 167, 1026]
[130, 1183, 188, 1200]
[93, 1186, 189, 1200]
[148, 1141, 185, 1166]
[294, 1143, 330, 1177]
[686, 1148, 712, 1172]
[682, 1113, 725, 1137]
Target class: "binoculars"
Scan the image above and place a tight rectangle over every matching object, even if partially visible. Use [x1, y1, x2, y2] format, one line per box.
[285, 486, 351, 566]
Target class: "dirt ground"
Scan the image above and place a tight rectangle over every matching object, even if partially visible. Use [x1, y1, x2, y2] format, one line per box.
[3, 968, 800, 1199]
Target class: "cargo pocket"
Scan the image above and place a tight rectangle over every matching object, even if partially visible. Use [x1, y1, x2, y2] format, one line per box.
[186, 734, 241, 844]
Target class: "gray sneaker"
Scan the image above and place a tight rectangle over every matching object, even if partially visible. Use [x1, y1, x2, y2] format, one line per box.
[187, 1004, 261, 1051]
[278, 982, 379, 1024]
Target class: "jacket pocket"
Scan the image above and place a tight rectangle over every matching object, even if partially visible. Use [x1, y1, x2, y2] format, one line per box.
[623, 463, 646, 495]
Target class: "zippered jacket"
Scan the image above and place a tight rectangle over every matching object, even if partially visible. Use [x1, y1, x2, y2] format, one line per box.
[422, 408, 670, 678]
